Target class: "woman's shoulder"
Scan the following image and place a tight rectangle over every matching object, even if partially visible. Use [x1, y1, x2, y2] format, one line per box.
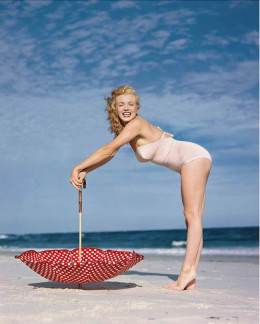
[123, 115, 147, 132]
[134, 115, 150, 127]
[130, 116, 160, 134]
[123, 115, 145, 131]
[135, 116, 158, 132]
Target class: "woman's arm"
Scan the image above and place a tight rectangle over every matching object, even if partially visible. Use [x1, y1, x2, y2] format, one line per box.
[73, 155, 116, 190]
[81, 155, 116, 174]
[70, 118, 142, 190]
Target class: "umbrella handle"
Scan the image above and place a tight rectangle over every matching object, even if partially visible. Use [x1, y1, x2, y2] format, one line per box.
[79, 179, 86, 262]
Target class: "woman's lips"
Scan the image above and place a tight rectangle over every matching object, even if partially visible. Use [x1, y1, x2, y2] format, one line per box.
[122, 112, 131, 117]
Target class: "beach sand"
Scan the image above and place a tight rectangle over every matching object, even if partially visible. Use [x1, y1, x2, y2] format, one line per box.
[0, 251, 258, 324]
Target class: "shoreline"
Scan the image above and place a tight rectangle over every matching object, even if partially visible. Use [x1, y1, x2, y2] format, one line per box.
[0, 251, 259, 324]
[1, 247, 258, 257]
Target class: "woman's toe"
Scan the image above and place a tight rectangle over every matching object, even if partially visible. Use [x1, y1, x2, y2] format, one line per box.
[162, 281, 178, 289]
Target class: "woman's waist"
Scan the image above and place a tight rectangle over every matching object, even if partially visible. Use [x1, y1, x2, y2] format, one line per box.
[151, 138, 177, 163]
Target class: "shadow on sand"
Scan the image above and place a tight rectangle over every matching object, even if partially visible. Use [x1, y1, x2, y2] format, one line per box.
[28, 270, 178, 290]
[29, 281, 140, 290]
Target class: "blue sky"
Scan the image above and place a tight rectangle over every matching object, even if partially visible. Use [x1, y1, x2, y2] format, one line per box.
[0, 0, 258, 234]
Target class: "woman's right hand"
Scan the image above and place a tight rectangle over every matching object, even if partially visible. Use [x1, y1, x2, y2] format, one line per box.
[70, 168, 87, 191]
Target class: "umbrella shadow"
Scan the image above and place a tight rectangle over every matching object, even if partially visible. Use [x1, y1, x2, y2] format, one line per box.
[28, 271, 178, 291]
[29, 281, 141, 290]
[122, 270, 178, 281]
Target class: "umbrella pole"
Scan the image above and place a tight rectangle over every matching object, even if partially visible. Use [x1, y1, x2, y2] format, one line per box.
[79, 189, 82, 263]
[78, 179, 86, 289]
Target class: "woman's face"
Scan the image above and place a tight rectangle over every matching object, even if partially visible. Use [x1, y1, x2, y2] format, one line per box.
[116, 94, 139, 125]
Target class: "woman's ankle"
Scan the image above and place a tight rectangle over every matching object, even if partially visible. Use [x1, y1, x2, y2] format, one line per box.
[181, 265, 197, 274]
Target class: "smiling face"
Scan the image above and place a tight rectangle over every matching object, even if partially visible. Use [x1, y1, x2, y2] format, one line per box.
[116, 94, 139, 125]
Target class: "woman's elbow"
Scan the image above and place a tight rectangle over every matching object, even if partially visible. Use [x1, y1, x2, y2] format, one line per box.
[109, 146, 119, 157]
[100, 145, 118, 157]
[111, 149, 119, 157]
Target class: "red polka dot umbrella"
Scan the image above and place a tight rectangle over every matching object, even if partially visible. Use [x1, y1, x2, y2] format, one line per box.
[15, 180, 144, 288]
[15, 247, 144, 285]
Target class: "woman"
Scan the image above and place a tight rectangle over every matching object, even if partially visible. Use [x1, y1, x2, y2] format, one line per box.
[70, 86, 212, 291]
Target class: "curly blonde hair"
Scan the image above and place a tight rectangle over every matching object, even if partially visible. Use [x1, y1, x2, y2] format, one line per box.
[104, 86, 140, 137]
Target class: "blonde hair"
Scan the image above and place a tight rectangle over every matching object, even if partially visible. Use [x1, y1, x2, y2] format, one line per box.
[104, 86, 140, 137]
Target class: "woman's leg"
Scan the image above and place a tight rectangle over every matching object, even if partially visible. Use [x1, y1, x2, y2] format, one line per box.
[162, 158, 211, 291]
[184, 191, 206, 290]
[164, 193, 206, 290]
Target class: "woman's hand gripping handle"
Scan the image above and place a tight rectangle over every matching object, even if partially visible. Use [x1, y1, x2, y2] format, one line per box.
[70, 168, 87, 191]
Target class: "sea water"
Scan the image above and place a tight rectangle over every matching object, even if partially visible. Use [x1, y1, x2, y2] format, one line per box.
[0, 226, 258, 256]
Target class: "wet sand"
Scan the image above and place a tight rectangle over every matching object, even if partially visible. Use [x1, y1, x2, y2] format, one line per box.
[0, 251, 258, 324]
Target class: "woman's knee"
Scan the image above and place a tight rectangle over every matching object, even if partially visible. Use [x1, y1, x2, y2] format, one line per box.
[183, 209, 201, 224]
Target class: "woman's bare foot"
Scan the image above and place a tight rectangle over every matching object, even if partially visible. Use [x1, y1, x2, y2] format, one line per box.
[161, 279, 196, 290]
[162, 270, 197, 291]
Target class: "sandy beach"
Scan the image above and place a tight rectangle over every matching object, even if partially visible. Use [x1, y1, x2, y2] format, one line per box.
[0, 251, 258, 324]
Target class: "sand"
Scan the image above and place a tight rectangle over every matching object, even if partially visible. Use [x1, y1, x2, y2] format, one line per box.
[0, 251, 258, 324]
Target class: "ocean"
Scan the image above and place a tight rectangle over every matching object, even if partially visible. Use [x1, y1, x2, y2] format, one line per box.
[0, 226, 258, 256]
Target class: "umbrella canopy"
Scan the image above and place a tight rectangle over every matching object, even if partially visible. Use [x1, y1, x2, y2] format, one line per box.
[15, 247, 144, 284]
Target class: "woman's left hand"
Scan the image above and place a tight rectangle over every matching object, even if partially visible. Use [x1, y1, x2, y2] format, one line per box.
[70, 168, 84, 191]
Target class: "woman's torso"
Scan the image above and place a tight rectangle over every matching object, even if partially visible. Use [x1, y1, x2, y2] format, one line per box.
[129, 117, 212, 174]
[129, 118, 173, 152]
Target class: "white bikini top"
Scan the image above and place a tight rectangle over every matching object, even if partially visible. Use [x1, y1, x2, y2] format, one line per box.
[134, 126, 174, 163]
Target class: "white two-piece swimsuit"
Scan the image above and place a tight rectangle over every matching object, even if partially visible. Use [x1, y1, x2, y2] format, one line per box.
[134, 126, 212, 174]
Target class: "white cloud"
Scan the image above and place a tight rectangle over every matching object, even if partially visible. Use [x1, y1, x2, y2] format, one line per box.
[161, 8, 197, 27]
[111, 0, 139, 10]
[21, 0, 52, 16]
[80, 0, 99, 7]
[203, 34, 232, 46]
[161, 59, 175, 65]
[45, 2, 71, 20]
[229, 0, 254, 9]
[165, 38, 188, 51]
[242, 30, 259, 45]
[151, 0, 172, 6]
[186, 51, 220, 61]
[144, 30, 171, 48]
[179, 60, 258, 98]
